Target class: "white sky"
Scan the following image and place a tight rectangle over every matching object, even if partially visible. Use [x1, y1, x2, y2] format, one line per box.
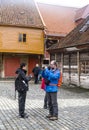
[36, 0, 89, 8]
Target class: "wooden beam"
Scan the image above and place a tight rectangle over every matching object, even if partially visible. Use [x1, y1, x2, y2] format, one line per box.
[61, 53, 63, 74]
[61, 53, 63, 82]
[55, 53, 56, 61]
[69, 54, 71, 83]
[77, 51, 80, 86]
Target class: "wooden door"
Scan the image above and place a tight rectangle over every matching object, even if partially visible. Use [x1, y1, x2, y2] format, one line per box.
[4, 57, 20, 77]
[28, 56, 39, 74]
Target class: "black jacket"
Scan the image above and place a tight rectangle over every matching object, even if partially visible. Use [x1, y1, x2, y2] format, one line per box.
[15, 68, 31, 92]
[32, 67, 40, 76]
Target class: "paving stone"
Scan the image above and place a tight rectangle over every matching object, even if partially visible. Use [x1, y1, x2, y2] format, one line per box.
[0, 81, 89, 130]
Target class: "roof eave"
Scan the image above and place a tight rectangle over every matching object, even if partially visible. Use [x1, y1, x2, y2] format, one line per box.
[46, 33, 66, 37]
[47, 42, 89, 52]
[0, 23, 45, 30]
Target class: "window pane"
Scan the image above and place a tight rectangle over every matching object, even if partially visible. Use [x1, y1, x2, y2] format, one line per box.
[19, 34, 23, 42]
[23, 34, 26, 42]
[50, 54, 55, 61]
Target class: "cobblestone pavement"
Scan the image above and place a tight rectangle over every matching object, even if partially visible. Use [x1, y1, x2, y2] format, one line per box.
[0, 81, 89, 130]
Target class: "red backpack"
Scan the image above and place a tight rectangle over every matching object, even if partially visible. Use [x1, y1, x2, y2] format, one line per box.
[57, 72, 62, 87]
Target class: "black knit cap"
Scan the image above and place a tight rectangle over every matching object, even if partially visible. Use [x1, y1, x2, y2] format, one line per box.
[20, 63, 26, 69]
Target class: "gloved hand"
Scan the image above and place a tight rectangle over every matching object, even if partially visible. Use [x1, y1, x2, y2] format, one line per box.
[45, 79, 50, 85]
[27, 74, 33, 81]
[48, 66, 51, 70]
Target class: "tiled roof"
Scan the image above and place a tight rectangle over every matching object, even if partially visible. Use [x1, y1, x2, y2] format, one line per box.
[75, 4, 89, 21]
[0, 0, 44, 29]
[48, 16, 89, 51]
[37, 3, 77, 36]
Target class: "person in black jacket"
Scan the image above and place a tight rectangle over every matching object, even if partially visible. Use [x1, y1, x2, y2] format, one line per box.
[15, 63, 32, 118]
[32, 64, 40, 84]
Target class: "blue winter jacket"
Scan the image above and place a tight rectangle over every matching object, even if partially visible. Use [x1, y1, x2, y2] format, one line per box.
[42, 68, 60, 92]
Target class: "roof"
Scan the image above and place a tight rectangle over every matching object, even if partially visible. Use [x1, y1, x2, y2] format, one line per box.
[0, 0, 44, 29]
[48, 16, 89, 51]
[75, 4, 89, 22]
[37, 3, 77, 36]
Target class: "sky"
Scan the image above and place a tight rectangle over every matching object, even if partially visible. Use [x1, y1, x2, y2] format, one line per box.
[35, 0, 89, 8]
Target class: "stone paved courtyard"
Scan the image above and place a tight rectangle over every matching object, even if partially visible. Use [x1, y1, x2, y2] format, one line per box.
[0, 81, 89, 130]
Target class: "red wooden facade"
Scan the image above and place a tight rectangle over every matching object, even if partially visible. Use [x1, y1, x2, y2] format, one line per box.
[4, 57, 20, 77]
[3, 55, 40, 78]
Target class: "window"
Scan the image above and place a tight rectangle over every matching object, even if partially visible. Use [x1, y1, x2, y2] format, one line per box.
[50, 54, 55, 61]
[80, 61, 89, 74]
[19, 33, 26, 42]
[43, 60, 49, 65]
[79, 20, 89, 33]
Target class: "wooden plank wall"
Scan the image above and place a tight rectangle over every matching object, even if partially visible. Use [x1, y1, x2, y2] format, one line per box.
[50, 51, 89, 88]
[0, 26, 44, 54]
[80, 52, 89, 88]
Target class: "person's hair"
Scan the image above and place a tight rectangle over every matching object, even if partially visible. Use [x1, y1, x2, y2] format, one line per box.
[51, 60, 57, 67]
[20, 63, 26, 69]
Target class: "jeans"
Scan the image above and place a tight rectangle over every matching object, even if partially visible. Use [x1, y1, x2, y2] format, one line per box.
[47, 92, 58, 117]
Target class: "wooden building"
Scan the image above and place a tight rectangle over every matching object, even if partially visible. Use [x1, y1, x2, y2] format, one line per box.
[0, 0, 44, 78]
[47, 16, 89, 89]
[37, 3, 77, 62]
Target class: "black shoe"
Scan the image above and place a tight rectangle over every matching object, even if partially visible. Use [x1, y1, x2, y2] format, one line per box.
[19, 114, 29, 118]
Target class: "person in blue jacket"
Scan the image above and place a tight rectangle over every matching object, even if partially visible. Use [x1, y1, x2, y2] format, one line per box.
[42, 60, 60, 121]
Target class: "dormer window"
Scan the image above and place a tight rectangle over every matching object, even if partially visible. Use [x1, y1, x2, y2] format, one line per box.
[79, 20, 89, 33]
[19, 33, 26, 42]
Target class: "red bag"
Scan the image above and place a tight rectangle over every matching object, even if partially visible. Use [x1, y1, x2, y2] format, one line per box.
[41, 78, 46, 90]
[57, 72, 62, 87]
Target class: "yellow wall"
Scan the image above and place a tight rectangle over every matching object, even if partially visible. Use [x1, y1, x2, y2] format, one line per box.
[0, 26, 44, 54]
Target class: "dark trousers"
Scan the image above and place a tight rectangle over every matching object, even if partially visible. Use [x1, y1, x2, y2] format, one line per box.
[34, 75, 38, 84]
[47, 92, 58, 117]
[18, 91, 27, 116]
[44, 92, 48, 107]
